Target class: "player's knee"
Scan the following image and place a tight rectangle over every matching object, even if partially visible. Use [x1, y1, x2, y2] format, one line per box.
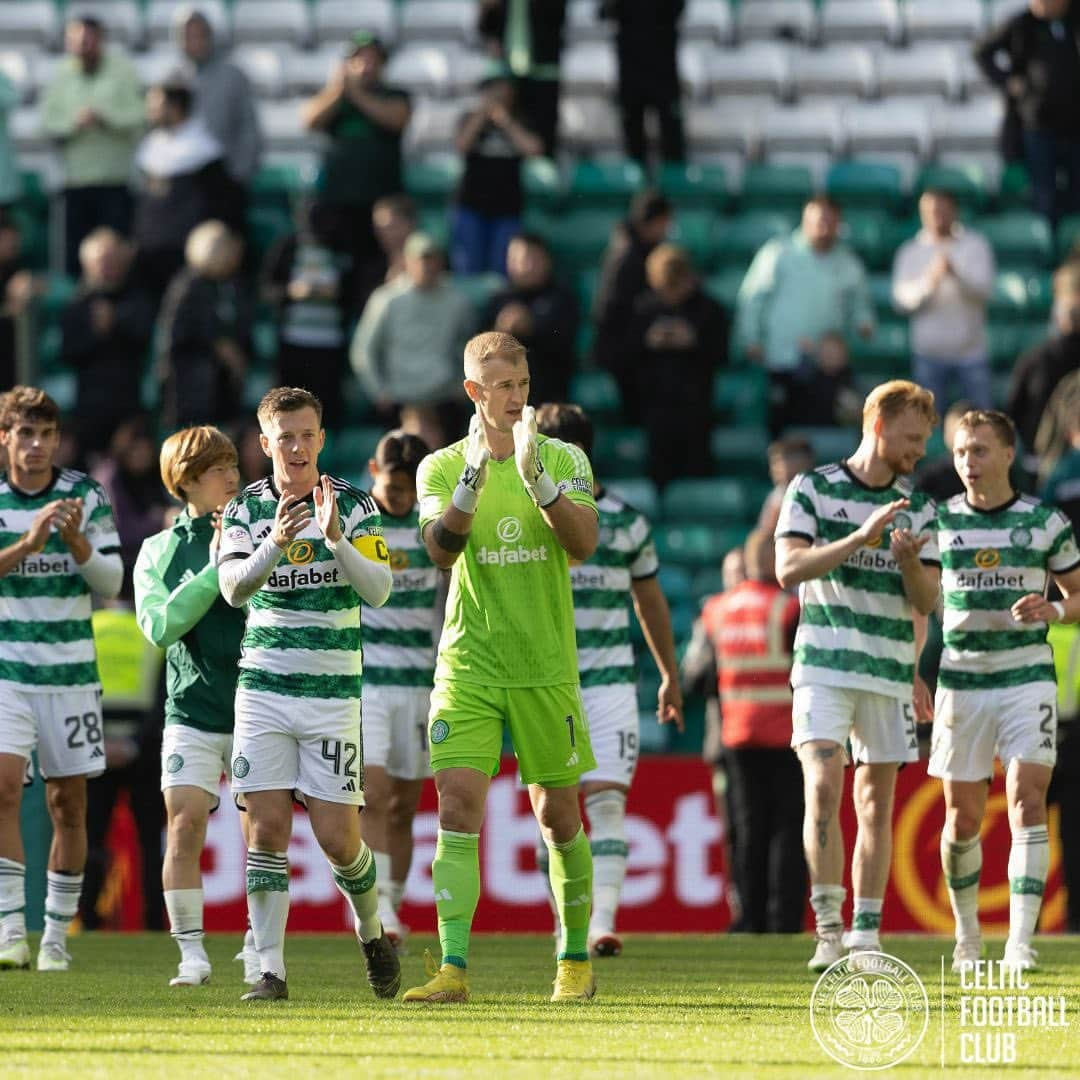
[387, 791, 416, 833]
[1009, 789, 1047, 830]
[945, 806, 982, 841]
[437, 788, 482, 833]
[806, 776, 841, 817]
[0, 776, 22, 820]
[853, 788, 892, 830]
[166, 812, 206, 858]
[46, 782, 85, 829]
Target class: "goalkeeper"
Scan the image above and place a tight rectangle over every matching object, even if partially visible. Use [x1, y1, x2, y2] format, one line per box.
[403, 331, 600, 1004]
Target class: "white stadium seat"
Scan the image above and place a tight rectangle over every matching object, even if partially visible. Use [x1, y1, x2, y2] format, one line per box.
[232, 1, 311, 48]
[66, 2, 143, 49]
[385, 45, 455, 98]
[11, 105, 51, 155]
[257, 98, 310, 153]
[790, 45, 875, 99]
[559, 96, 621, 155]
[567, 0, 614, 43]
[819, 0, 900, 43]
[737, 0, 817, 43]
[133, 47, 181, 90]
[678, 42, 713, 101]
[685, 100, 767, 155]
[758, 103, 844, 156]
[0, 50, 39, 105]
[561, 41, 617, 97]
[399, 1, 476, 46]
[280, 46, 340, 97]
[147, 1, 230, 46]
[447, 50, 495, 96]
[313, 0, 398, 49]
[987, 0, 1028, 30]
[929, 98, 1005, 155]
[876, 46, 964, 101]
[405, 97, 472, 155]
[231, 44, 286, 99]
[682, 0, 735, 45]
[903, 0, 986, 42]
[708, 42, 791, 99]
[0, 1, 60, 49]
[842, 99, 931, 156]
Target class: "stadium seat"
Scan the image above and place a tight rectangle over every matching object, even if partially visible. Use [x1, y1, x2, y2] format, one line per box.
[661, 478, 753, 525]
[147, 0, 229, 45]
[930, 99, 1004, 156]
[398, 1, 476, 46]
[593, 426, 649, 478]
[404, 155, 462, 208]
[522, 157, 565, 209]
[782, 425, 860, 463]
[703, 266, 746, 311]
[385, 45, 455, 98]
[561, 41, 617, 97]
[404, 98, 462, 155]
[710, 425, 771, 477]
[875, 45, 964, 101]
[713, 211, 796, 269]
[790, 45, 875, 100]
[0, 2, 59, 48]
[655, 523, 749, 571]
[250, 162, 312, 212]
[606, 477, 659, 519]
[569, 370, 622, 420]
[903, 0, 986, 41]
[658, 162, 729, 209]
[258, 99, 311, 153]
[758, 103, 843, 157]
[826, 159, 903, 211]
[691, 566, 728, 604]
[323, 427, 388, 476]
[313, 0, 397, 48]
[711, 369, 769, 425]
[869, 273, 896, 316]
[684, 101, 761, 156]
[819, 0, 901, 43]
[567, 0, 614, 42]
[988, 320, 1046, 372]
[340, 378, 377, 426]
[232, 0, 311, 47]
[418, 208, 450, 248]
[976, 212, 1054, 269]
[737, 0, 817, 43]
[841, 208, 896, 271]
[558, 96, 621, 155]
[849, 319, 909, 375]
[247, 205, 293, 263]
[1057, 214, 1080, 262]
[989, 269, 1053, 320]
[547, 209, 618, 271]
[0, 50, 37, 105]
[914, 163, 991, 213]
[657, 564, 694, 606]
[841, 101, 930, 158]
[668, 210, 719, 270]
[737, 163, 814, 212]
[280, 45, 340, 96]
[682, 0, 735, 45]
[231, 45, 287, 99]
[568, 160, 646, 208]
[678, 42, 714, 101]
[706, 42, 791, 99]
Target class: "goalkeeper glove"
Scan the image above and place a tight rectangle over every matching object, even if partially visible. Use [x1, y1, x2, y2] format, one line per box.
[452, 412, 490, 513]
[513, 405, 559, 507]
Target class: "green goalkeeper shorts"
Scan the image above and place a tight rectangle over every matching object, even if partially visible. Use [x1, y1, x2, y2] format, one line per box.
[427, 679, 596, 786]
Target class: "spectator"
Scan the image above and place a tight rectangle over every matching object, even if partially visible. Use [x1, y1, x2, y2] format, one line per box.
[0, 68, 21, 216]
[484, 232, 579, 406]
[0, 220, 36, 390]
[350, 232, 475, 449]
[915, 399, 974, 503]
[173, 8, 262, 191]
[42, 15, 143, 277]
[625, 243, 727, 489]
[302, 32, 411, 289]
[600, 1, 685, 167]
[697, 530, 806, 934]
[452, 64, 543, 275]
[1038, 372, 1080, 532]
[1006, 261, 1080, 470]
[975, 0, 1080, 226]
[592, 189, 674, 421]
[478, 0, 566, 157]
[735, 196, 874, 436]
[893, 189, 995, 412]
[757, 436, 815, 534]
[261, 200, 355, 428]
[60, 228, 155, 457]
[779, 330, 862, 432]
[92, 415, 171, 601]
[133, 82, 242, 298]
[372, 193, 418, 290]
[235, 419, 272, 487]
[157, 221, 251, 432]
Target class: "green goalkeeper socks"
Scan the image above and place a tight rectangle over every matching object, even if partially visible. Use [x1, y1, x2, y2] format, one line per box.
[547, 827, 593, 961]
[433, 829, 480, 969]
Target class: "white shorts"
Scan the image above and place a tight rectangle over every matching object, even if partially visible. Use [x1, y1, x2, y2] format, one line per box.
[161, 724, 233, 802]
[791, 684, 917, 765]
[231, 689, 364, 806]
[362, 685, 433, 781]
[579, 683, 639, 786]
[0, 687, 105, 780]
[928, 684, 1058, 782]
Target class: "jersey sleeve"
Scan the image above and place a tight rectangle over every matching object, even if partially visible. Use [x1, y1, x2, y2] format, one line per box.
[417, 450, 454, 532]
[1048, 511, 1080, 574]
[775, 473, 817, 543]
[83, 480, 121, 556]
[544, 438, 598, 517]
[218, 497, 254, 564]
[913, 495, 940, 565]
[628, 510, 659, 579]
[345, 491, 390, 569]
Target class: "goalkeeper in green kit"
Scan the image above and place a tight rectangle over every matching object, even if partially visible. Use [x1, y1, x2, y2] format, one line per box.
[402, 331, 600, 1004]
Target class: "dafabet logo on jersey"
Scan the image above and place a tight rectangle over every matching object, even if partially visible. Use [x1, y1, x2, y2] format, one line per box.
[975, 548, 1001, 570]
[476, 516, 549, 567]
[287, 539, 315, 565]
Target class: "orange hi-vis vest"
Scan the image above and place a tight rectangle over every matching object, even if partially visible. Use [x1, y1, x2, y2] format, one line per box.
[700, 579, 800, 750]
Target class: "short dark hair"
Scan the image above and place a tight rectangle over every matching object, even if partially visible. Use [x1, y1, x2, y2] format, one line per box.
[257, 386, 323, 428]
[69, 15, 104, 34]
[0, 386, 60, 431]
[956, 409, 1017, 449]
[534, 402, 594, 458]
[805, 193, 841, 216]
[373, 429, 429, 479]
[768, 436, 814, 463]
[158, 82, 194, 117]
[920, 186, 957, 205]
[628, 189, 672, 227]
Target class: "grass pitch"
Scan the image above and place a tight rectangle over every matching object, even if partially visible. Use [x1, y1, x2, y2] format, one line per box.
[3, 933, 1079, 1078]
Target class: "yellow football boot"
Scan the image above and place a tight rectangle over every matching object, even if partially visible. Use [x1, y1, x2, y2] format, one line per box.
[402, 949, 470, 1004]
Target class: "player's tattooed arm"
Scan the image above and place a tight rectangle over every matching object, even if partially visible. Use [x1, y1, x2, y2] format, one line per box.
[430, 518, 469, 555]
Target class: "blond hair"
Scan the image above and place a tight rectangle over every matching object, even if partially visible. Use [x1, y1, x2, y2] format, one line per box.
[256, 386, 323, 430]
[862, 379, 938, 432]
[159, 425, 237, 501]
[955, 408, 1017, 449]
[464, 331, 527, 380]
[645, 243, 694, 291]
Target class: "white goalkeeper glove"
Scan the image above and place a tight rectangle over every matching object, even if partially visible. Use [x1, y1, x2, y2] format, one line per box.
[513, 405, 559, 507]
[452, 412, 490, 514]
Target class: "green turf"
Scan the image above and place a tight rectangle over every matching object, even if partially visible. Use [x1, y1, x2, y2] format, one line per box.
[3, 934, 1079, 1077]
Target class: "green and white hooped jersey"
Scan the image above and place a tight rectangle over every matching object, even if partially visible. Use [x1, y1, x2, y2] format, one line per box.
[219, 476, 386, 701]
[362, 506, 438, 689]
[571, 490, 658, 689]
[0, 468, 120, 693]
[776, 462, 939, 700]
[937, 493, 1080, 691]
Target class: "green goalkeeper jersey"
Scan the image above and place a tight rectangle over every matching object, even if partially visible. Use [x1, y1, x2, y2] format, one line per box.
[417, 433, 597, 688]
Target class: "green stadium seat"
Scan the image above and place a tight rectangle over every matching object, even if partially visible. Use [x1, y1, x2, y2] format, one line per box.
[914, 163, 990, 213]
[710, 425, 771, 477]
[38, 273, 77, 323]
[691, 566, 729, 604]
[850, 319, 910, 375]
[455, 273, 505, 312]
[522, 157, 565, 209]
[251, 321, 277, 370]
[655, 523, 749, 571]
[658, 162, 729, 209]
[405, 156, 463, 208]
[247, 205, 293, 263]
[1057, 214, 1080, 262]
[670, 602, 697, 643]
[703, 266, 745, 311]
[842, 208, 895, 272]
[242, 371, 273, 411]
[340, 377, 376, 425]
[569, 369, 622, 419]
[38, 324, 62, 376]
[568, 160, 646, 207]
[10, 207, 47, 271]
[988, 320, 1046, 372]
[989, 269, 1053, 320]
[547, 209, 618, 271]
[782, 425, 860, 464]
[976, 212, 1054, 268]
[738, 163, 814, 213]
[593, 425, 649, 477]
[17, 169, 48, 215]
[997, 163, 1031, 212]
[606, 476, 659, 518]
[251, 163, 312, 209]
[826, 160, 903, 212]
[661, 477, 754, 525]
[667, 209, 718, 270]
[869, 273, 895, 316]
[323, 426, 387, 476]
[712, 368, 769, 424]
[574, 268, 598, 318]
[418, 209, 450, 248]
[712, 211, 796, 269]
[657, 564, 694, 605]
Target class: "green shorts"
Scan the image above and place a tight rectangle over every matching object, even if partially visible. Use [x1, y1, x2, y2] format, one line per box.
[428, 679, 595, 786]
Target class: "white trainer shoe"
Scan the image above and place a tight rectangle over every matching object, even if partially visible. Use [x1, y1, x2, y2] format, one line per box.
[0, 937, 30, 970]
[234, 937, 260, 986]
[1002, 940, 1039, 974]
[951, 938, 985, 974]
[36, 941, 71, 972]
[808, 930, 845, 973]
[170, 959, 212, 987]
